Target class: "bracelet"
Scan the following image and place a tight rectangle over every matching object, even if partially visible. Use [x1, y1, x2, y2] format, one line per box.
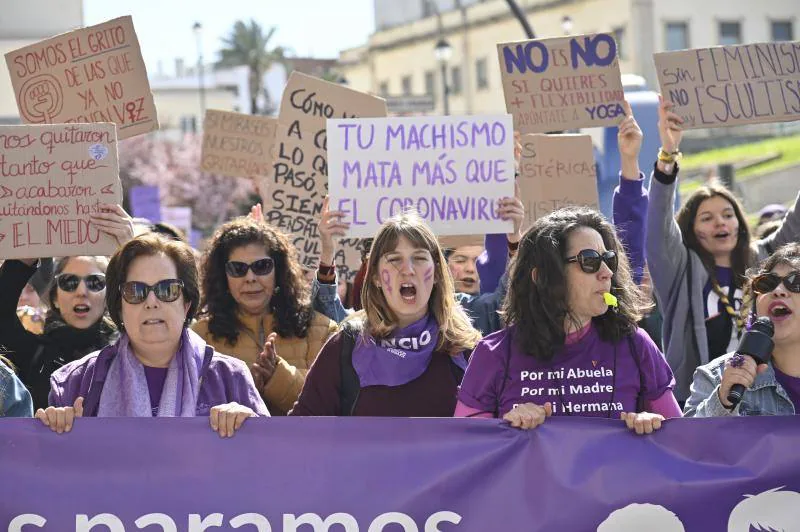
[657, 148, 682, 164]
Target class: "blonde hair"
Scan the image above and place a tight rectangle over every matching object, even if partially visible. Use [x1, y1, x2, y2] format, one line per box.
[357, 212, 480, 355]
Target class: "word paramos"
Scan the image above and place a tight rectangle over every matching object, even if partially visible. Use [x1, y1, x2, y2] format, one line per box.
[8, 510, 463, 532]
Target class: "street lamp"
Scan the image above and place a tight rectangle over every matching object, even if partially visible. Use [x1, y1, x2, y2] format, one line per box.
[434, 38, 452, 115]
[561, 15, 574, 35]
[192, 22, 206, 125]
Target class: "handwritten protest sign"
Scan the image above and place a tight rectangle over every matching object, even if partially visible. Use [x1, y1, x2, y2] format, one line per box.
[201, 110, 277, 178]
[328, 115, 514, 238]
[259, 72, 387, 281]
[519, 133, 598, 227]
[497, 33, 625, 133]
[0, 123, 122, 258]
[654, 41, 800, 129]
[4, 16, 157, 140]
[439, 234, 484, 249]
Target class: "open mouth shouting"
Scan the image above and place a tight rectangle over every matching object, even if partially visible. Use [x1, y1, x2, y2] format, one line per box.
[713, 230, 732, 242]
[400, 282, 417, 304]
[769, 301, 793, 322]
[73, 303, 92, 317]
[457, 276, 477, 291]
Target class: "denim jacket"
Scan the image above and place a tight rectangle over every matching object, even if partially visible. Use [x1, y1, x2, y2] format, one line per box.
[312, 277, 351, 324]
[0, 361, 33, 417]
[684, 353, 796, 417]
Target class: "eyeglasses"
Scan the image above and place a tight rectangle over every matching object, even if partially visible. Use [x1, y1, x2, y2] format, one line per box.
[55, 273, 106, 293]
[121, 279, 184, 304]
[564, 249, 618, 274]
[225, 257, 275, 278]
[751, 272, 800, 294]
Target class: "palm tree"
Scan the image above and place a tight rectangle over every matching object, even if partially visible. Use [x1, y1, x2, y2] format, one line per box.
[217, 20, 284, 114]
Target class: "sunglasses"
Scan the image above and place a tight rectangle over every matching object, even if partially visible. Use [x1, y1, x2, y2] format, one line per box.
[564, 249, 618, 274]
[752, 272, 800, 294]
[225, 257, 275, 278]
[121, 279, 184, 304]
[56, 273, 107, 293]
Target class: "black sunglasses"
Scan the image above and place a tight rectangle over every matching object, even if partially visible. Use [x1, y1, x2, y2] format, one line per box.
[225, 257, 275, 278]
[752, 272, 800, 294]
[565, 249, 618, 274]
[56, 273, 107, 293]
[121, 279, 184, 304]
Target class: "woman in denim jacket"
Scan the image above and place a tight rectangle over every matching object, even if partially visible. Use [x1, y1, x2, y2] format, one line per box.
[685, 243, 800, 417]
[0, 356, 33, 417]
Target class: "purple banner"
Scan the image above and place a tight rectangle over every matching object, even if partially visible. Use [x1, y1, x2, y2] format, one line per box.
[129, 185, 161, 223]
[1, 417, 799, 530]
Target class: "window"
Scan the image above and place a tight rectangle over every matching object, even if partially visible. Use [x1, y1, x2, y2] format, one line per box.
[379, 81, 389, 96]
[665, 22, 688, 51]
[475, 58, 489, 90]
[424, 70, 435, 95]
[771, 20, 794, 42]
[613, 26, 626, 60]
[451, 65, 463, 95]
[719, 21, 742, 46]
[401, 75, 413, 96]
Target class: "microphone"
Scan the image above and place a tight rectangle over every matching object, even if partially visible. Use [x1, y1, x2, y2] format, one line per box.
[726, 317, 774, 408]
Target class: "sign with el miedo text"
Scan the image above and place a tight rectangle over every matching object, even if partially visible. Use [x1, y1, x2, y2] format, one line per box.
[654, 41, 800, 129]
[4, 16, 158, 139]
[1, 417, 800, 531]
[497, 33, 625, 133]
[0, 123, 122, 258]
[327, 115, 515, 238]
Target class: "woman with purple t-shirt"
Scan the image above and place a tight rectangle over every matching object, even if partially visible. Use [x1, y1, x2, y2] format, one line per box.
[456, 207, 682, 433]
[686, 243, 800, 417]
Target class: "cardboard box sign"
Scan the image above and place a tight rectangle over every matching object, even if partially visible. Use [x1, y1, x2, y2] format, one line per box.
[0, 123, 123, 258]
[497, 33, 625, 133]
[4, 16, 158, 139]
[654, 41, 800, 129]
[201, 110, 278, 178]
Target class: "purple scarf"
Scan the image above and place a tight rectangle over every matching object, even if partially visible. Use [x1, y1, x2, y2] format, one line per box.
[97, 329, 205, 417]
[352, 315, 444, 387]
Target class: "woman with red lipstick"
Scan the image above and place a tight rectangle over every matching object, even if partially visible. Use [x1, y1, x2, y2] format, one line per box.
[645, 97, 800, 404]
[685, 243, 800, 417]
[0, 204, 133, 410]
[290, 212, 481, 417]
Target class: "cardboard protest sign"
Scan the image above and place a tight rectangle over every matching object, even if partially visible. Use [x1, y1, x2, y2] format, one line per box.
[328, 115, 514, 238]
[259, 72, 387, 281]
[129, 185, 160, 222]
[518, 134, 598, 227]
[654, 41, 800, 129]
[438, 234, 484, 249]
[4, 16, 158, 140]
[497, 33, 625, 133]
[0, 123, 122, 258]
[201, 110, 277, 178]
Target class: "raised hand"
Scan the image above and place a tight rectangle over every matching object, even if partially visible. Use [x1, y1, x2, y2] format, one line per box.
[90, 203, 134, 247]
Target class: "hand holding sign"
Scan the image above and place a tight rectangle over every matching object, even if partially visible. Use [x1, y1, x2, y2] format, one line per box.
[89, 203, 134, 247]
[319, 196, 350, 267]
[617, 101, 643, 180]
[657, 94, 685, 155]
[498, 181, 525, 244]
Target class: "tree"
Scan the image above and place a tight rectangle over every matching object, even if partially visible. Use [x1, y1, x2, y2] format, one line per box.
[217, 20, 285, 114]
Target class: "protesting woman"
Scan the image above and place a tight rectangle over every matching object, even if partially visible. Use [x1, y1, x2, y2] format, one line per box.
[192, 218, 337, 415]
[456, 207, 681, 434]
[38, 234, 268, 435]
[685, 243, 800, 417]
[290, 212, 484, 417]
[645, 97, 800, 400]
[1, 357, 33, 417]
[0, 204, 133, 409]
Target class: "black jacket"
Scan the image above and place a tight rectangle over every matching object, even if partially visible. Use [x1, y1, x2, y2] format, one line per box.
[0, 260, 117, 409]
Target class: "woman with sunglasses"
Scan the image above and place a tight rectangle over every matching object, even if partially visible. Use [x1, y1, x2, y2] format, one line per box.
[456, 207, 681, 433]
[685, 243, 800, 417]
[291, 211, 480, 417]
[636, 97, 800, 403]
[37, 233, 268, 434]
[0, 204, 134, 409]
[192, 218, 337, 415]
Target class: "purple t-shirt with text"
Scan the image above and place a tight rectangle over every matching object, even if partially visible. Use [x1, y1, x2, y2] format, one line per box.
[458, 323, 675, 418]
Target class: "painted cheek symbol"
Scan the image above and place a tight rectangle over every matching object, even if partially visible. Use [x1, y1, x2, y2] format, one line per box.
[423, 266, 434, 285]
[381, 269, 392, 294]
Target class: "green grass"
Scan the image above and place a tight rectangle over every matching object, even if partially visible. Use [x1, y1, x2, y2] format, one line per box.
[681, 134, 800, 180]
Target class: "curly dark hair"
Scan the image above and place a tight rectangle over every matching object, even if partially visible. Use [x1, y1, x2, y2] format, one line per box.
[198, 217, 312, 343]
[503, 207, 648, 361]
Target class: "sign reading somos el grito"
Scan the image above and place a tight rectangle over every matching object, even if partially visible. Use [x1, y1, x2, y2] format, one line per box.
[327, 115, 515, 238]
[497, 33, 625, 134]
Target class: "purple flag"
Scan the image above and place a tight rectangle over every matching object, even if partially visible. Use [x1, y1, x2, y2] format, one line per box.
[129, 185, 161, 222]
[1, 417, 799, 530]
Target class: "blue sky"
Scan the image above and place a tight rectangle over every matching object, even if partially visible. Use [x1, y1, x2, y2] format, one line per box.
[83, 0, 375, 75]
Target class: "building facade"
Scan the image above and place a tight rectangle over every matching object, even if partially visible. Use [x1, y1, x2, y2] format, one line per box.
[338, 0, 799, 116]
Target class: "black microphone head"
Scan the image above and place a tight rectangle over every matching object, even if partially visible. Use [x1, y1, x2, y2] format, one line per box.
[751, 316, 775, 337]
